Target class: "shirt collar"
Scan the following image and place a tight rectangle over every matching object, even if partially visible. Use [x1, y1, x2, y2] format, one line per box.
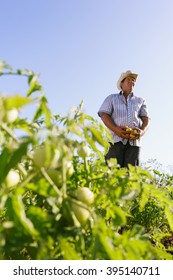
[119, 91, 134, 97]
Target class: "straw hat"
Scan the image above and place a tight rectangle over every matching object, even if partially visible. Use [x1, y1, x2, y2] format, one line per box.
[117, 70, 138, 90]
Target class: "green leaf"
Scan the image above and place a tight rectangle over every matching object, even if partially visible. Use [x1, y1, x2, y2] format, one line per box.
[139, 185, 150, 211]
[27, 74, 42, 96]
[165, 208, 173, 231]
[25, 179, 57, 197]
[93, 220, 124, 259]
[0, 148, 10, 182]
[12, 190, 39, 236]
[114, 205, 126, 225]
[5, 139, 31, 174]
[58, 238, 81, 260]
[33, 95, 52, 126]
[0, 138, 31, 184]
[88, 125, 105, 146]
[27, 206, 51, 233]
[4, 95, 32, 109]
[15, 119, 39, 136]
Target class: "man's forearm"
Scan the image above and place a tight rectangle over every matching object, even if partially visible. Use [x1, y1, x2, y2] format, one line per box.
[140, 116, 150, 135]
[101, 112, 117, 133]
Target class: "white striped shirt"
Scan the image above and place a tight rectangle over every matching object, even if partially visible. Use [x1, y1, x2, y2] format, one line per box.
[98, 92, 150, 146]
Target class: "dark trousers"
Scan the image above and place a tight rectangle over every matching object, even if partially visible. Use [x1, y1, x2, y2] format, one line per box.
[105, 141, 140, 168]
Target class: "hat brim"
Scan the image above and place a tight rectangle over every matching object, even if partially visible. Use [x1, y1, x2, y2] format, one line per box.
[117, 73, 138, 90]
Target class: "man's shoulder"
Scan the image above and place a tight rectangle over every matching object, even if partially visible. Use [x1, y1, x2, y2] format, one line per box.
[133, 95, 145, 102]
[106, 93, 120, 99]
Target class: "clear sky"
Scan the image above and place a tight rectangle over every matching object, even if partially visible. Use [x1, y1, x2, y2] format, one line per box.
[1, 0, 173, 168]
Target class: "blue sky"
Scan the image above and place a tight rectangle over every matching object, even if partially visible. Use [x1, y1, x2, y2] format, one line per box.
[1, 0, 173, 168]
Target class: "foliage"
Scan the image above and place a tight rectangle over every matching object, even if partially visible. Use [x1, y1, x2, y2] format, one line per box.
[0, 61, 173, 260]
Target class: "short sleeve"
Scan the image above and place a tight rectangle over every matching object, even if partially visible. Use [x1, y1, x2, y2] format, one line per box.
[98, 94, 114, 117]
[139, 99, 150, 118]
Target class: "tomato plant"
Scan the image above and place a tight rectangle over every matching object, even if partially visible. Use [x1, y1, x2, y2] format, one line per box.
[0, 61, 173, 260]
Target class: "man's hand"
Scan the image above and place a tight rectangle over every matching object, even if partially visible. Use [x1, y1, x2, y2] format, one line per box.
[114, 126, 131, 139]
[135, 128, 145, 138]
[129, 127, 141, 140]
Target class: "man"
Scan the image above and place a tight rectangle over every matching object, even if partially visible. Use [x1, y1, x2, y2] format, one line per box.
[98, 70, 150, 168]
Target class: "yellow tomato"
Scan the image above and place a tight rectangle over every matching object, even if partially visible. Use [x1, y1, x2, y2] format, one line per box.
[130, 134, 136, 139]
[125, 127, 132, 132]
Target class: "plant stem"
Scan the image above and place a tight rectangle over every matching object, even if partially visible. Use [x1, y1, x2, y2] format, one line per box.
[40, 167, 62, 197]
[0, 123, 19, 143]
[61, 158, 67, 198]
[84, 158, 90, 187]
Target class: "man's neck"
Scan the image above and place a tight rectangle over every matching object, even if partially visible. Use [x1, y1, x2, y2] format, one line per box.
[123, 91, 132, 99]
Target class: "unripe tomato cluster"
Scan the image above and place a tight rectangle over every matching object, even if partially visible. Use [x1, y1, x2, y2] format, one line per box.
[74, 187, 94, 206]
[33, 143, 73, 169]
[46, 161, 74, 186]
[33, 146, 60, 169]
[32, 143, 74, 188]
[62, 187, 94, 227]
[71, 200, 90, 227]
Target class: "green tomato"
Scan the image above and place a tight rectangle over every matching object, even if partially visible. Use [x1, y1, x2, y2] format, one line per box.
[47, 168, 62, 186]
[33, 147, 60, 168]
[75, 187, 94, 206]
[47, 162, 74, 186]
[4, 108, 18, 123]
[66, 161, 74, 177]
[71, 201, 90, 227]
[5, 170, 20, 187]
[77, 145, 91, 158]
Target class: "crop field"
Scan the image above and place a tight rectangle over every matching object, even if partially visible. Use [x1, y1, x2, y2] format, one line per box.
[0, 62, 173, 260]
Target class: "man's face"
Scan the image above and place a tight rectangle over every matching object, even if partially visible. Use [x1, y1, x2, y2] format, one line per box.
[121, 76, 136, 93]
